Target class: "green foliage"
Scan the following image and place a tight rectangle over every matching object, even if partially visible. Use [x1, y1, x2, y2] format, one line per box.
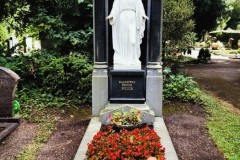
[200, 92, 240, 160]
[110, 108, 142, 126]
[163, 0, 195, 56]
[193, 0, 226, 36]
[225, 0, 240, 29]
[16, 88, 70, 120]
[197, 48, 211, 62]
[0, 22, 9, 53]
[26, 0, 93, 55]
[0, 0, 93, 56]
[1, 50, 93, 105]
[37, 53, 93, 103]
[0, 0, 30, 35]
[0, 22, 9, 42]
[27, 8, 93, 55]
[163, 68, 200, 102]
[237, 24, 240, 30]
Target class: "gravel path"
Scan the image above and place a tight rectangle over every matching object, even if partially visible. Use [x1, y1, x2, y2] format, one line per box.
[180, 57, 240, 109]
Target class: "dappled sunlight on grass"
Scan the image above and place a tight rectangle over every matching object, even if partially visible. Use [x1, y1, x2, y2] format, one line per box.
[200, 92, 240, 160]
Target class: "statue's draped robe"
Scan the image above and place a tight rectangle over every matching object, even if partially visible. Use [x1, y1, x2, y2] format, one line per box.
[108, 0, 147, 65]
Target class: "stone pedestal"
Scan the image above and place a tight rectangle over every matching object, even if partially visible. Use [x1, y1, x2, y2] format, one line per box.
[92, 64, 108, 116]
[146, 63, 163, 117]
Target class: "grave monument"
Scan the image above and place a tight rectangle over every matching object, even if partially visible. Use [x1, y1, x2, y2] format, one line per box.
[92, 0, 163, 122]
[0, 67, 21, 142]
[74, 0, 178, 159]
[0, 67, 20, 117]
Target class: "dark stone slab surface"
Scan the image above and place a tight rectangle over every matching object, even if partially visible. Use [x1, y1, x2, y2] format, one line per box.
[0, 67, 20, 117]
[109, 70, 146, 103]
[0, 116, 22, 124]
[94, 0, 107, 63]
[0, 123, 19, 142]
[149, 0, 163, 63]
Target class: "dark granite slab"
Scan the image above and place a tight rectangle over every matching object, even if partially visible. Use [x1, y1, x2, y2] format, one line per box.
[109, 70, 146, 103]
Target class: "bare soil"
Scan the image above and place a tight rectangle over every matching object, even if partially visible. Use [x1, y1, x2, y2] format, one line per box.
[36, 107, 91, 160]
[36, 119, 90, 160]
[0, 104, 225, 160]
[0, 123, 40, 160]
[164, 102, 225, 160]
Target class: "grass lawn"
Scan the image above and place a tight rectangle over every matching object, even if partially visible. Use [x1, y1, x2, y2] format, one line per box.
[212, 49, 240, 55]
[200, 91, 240, 160]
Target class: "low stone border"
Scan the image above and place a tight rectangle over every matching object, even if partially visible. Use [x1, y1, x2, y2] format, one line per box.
[154, 117, 178, 160]
[74, 117, 178, 160]
[0, 123, 19, 142]
[0, 116, 22, 142]
[74, 117, 101, 160]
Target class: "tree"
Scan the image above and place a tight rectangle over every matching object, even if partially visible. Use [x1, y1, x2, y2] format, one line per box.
[24, 0, 93, 55]
[0, 0, 93, 56]
[0, 22, 10, 53]
[193, 0, 226, 38]
[163, 0, 195, 57]
[225, 0, 240, 29]
[0, 0, 30, 35]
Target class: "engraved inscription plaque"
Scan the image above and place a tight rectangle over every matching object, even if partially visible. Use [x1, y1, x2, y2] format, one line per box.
[109, 70, 145, 103]
[0, 67, 20, 117]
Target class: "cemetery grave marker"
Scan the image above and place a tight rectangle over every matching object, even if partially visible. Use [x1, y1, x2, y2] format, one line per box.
[0, 67, 20, 117]
[74, 0, 178, 159]
[0, 67, 22, 142]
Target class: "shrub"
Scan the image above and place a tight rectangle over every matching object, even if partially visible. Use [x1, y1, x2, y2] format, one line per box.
[37, 53, 92, 103]
[1, 50, 93, 104]
[163, 68, 200, 102]
[197, 48, 211, 62]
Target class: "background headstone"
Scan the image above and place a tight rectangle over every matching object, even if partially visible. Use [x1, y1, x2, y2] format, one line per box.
[0, 67, 20, 117]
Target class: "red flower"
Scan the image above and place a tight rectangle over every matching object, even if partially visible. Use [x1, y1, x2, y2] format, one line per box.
[86, 126, 165, 159]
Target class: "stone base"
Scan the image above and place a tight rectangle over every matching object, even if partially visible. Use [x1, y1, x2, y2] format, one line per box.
[0, 116, 22, 142]
[99, 104, 155, 125]
[92, 65, 108, 116]
[0, 116, 23, 124]
[146, 64, 163, 117]
[113, 65, 141, 70]
[74, 117, 179, 160]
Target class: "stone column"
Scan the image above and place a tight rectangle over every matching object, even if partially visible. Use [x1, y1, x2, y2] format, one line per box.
[92, 64, 108, 116]
[146, 0, 163, 117]
[148, 0, 163, 63]
[94, 0, 108, 63]
[92, 0, 109, 116]
[146, 64, 163, 117]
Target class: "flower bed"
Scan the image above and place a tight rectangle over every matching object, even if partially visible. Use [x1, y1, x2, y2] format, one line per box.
[86, 125, 165, 160]
[109, 108, 142, 126]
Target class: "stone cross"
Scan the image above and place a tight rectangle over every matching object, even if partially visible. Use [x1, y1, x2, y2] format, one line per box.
[0, 67, 20, 117]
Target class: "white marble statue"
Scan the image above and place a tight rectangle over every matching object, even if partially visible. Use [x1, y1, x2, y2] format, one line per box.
[106, 0, 148, 68]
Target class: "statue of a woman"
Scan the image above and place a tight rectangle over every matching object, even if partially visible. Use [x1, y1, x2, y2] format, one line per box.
[107, 0, 148, 67]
